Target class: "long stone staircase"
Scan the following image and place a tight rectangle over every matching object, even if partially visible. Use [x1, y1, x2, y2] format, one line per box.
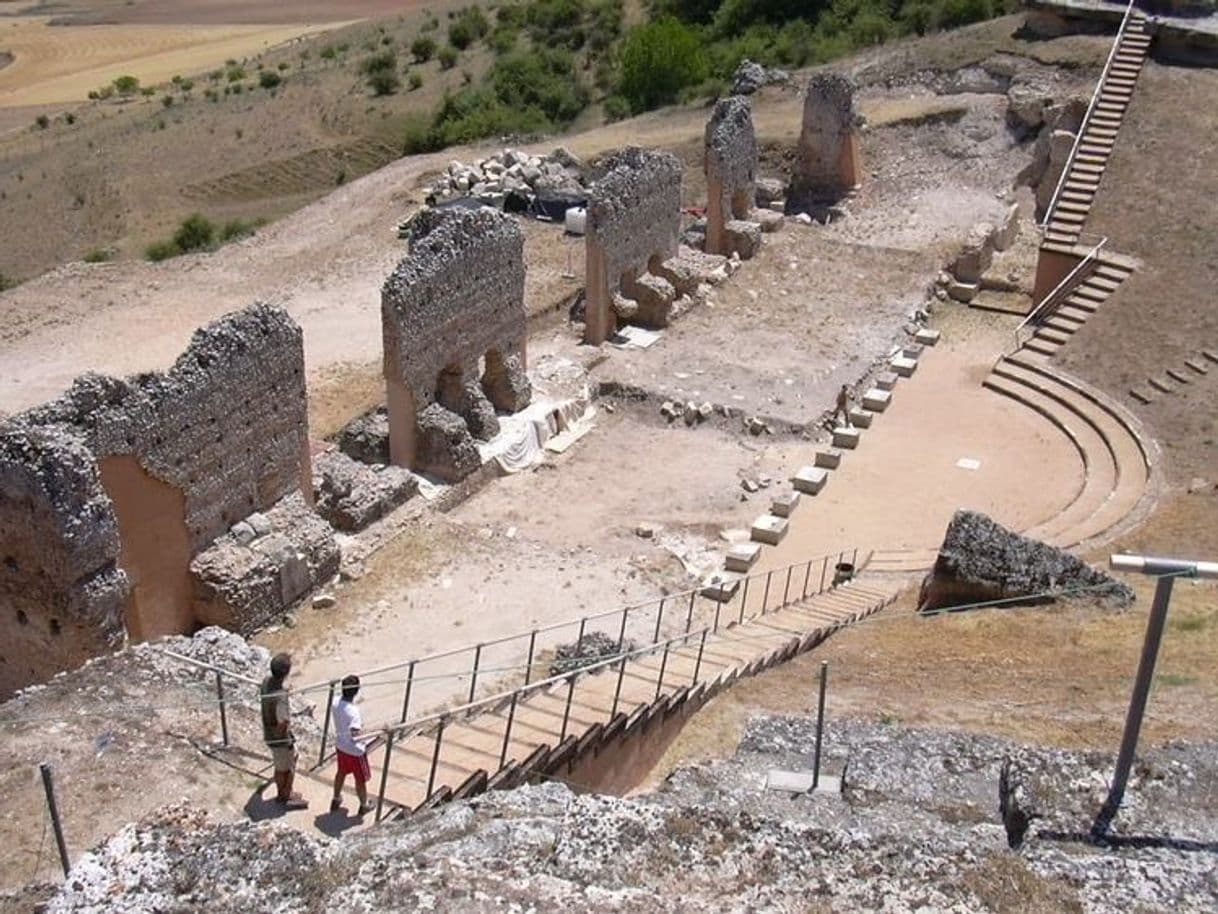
[1043, 9, 1151, 246]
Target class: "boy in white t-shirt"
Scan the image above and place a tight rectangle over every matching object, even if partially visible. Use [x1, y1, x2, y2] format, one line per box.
[331, 674, 374, 815]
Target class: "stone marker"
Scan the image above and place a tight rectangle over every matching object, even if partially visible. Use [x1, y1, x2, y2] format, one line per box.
[832, 427, 861, 449]
[700, 572, 743, 602]
[862, 389, 891, 412]
[915, 328, 941, 346]
[792, 466, 829, 494]
[815, 449, 841, 469]
[875, 371, 899, 391]
[848, 408, 873, 429]
[771, 490, 801, 517]
[890, 356, 917, 378]
[725, 542, 762, 573]
[751, 514, 789, 545]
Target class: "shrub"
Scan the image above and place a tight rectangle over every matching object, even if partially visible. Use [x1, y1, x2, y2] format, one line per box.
[178, 78, 194, 91]
[226, 66, 245, 82]
[603, 94, 631, 122]
[277, 61, 290, 71]
[618, 17, 708, 113]
[161, 94, 174, 108]
[173, 214, 215, 252]
[0, 273, 16, 292]
[320, 44, 337, 59]
[140, 86, 156, 97]
[35, 114, 49, 129]
[490, 47, 589, 124]
[937, 0, 994, 28]
[259, 70, 282, 89]
[448, 6, 490, 49]
[368, 69, 401, 96]
[411, 36, 437, 61]
[219, 217, 265, 241]
[438, 45, 459, 69]
[145, 240, 179, 262]
[113, 75, 140, 95]
[489, 26, 519, 53]
[362, 50, 397, 75]
[83, 248, 113, 263]
[64, 112, 76, 125]
[408, 70, 424, 90]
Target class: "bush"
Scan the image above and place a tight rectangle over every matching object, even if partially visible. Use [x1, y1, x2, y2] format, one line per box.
[439, 45, 459, 69]
[0, 273, 16, 292]
[937, 0, 994, 28]
[603, 94, 631, 122]
[226, 66, 245, 82]
[320, 44, 337, 59]
[161, 94, 174, 108]
[408, 70, 424, 90]
[35, 114, 49, 129]
[113, 75, 140, 95]
[489, 25, 519, 53]
[361, 50, 397, 75]
[490, 47, 589, 124]
[219, 217, 265, 242]
[64, 112, 76, 125]
[145, 240, 179, 262]
[618, 17, 708, 113]
[448, 6, 490, 48]
[83, 248, 113, 263]
[259, 70, 282, 89]
[411, 36, 437, 62]
[178, 78, 194, 91]
[368, 69, 401, 96]
[173, 214, 215, 252]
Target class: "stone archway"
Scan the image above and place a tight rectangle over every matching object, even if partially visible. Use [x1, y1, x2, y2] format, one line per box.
[97, 455, 194, 642]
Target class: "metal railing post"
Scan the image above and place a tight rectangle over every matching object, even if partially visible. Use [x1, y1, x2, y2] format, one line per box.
[39, 763, 71, 877]
[653, 598, 665, 643]
[802, 560, 812, 598]
[739, 576, 750, 622]
[713, 599, 722, 632]
[617, 608, 630, 654]
[655, 642, 670, 699]
[499, 693, 518, 770]
[685, 591, 696, 632]
[692, 629, 708, 683]
[524, 629, 538, 685]
[813, 661, 828, 790]
[318, 681, 336, 767]
[783, 566, 793, 606]
[611, 651, 627, 717]
[375, 731, 395, 823]
[214, 670, 229, 747]
[560, 676, 576, 741]
[468, 643, 483, 704]
[426, 718, 446, 799]
[577, 617, 587, 644]
[399, 660, 416, 724]
[761, 570, 772, 614]
[819, 556, 828, 592]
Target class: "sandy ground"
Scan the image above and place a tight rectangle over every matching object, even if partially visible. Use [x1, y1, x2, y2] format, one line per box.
[0, 17, 348, 107]
[16, 0, 435, 26]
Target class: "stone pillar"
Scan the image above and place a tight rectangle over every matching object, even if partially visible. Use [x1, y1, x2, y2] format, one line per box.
[791, 72, 862, 205]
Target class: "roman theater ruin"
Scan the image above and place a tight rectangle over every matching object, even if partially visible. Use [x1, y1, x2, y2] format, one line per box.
[704, 95, 761, 259]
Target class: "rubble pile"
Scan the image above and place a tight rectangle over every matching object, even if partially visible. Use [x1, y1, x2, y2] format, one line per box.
[425, 147, 588, 211]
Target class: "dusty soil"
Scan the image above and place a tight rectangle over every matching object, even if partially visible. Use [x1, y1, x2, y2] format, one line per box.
[1058, 61, 1218, 485]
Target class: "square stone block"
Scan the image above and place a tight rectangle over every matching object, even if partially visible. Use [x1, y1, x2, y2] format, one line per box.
[891, 356, 918, 377]
[875, 371, 899, 391]
[815, 449, 841, 469]
[863, 388, 891, 412]
[915, 328, 941, 346]
[771, 490, 801, 517]
[725, 542, 762, 573]
[902, 343, 924, 360]
[751, 514, 789, 545]
[700, 572, 742, 603]
[792, 466, 828, 494]
[848, 408, 873, 429]
[832, 427, 861, 449]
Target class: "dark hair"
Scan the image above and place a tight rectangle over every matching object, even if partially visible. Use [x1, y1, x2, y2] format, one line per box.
[341, 674, 360, 702]
[270, 652, 292, 679]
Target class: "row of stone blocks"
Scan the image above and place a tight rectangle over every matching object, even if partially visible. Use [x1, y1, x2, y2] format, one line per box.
[700, 328, 940, 601]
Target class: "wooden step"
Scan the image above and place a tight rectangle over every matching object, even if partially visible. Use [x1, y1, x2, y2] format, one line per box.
[1088, 275, 1123, 293]
[1059, 190, 1092, 203]
[1046, 315, 1083, 333]
[1071, 286, 1107, 304]
[1094, 264, 1131, 282]
[1052, 211, 1086, 226]
[1024, 337, 1060, 356]
[1056, 201, 1090, 214]
[1078, 141, 1115, 153]
[1036, 326, 1073, 345]
[1074, 153, 1107, 165]
[1060, 301, 1096, 317]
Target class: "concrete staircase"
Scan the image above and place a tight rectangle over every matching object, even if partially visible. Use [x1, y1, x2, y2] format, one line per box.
[1043, 11, 1151, 245]
[1022, 254, 1135, 358]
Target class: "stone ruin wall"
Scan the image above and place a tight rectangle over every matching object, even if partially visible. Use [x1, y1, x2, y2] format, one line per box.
[704, 96, 759, 257]
[584, 148, 683, 344]
[381, 208, 531, 482]
[792, 72, 862, 204]
[0, 304, 316, 697]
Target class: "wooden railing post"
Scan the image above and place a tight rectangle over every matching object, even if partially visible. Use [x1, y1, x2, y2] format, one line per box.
[802, 560, 813, 598]
[783, 566, 793, 606]
[653, 598, 665, 643]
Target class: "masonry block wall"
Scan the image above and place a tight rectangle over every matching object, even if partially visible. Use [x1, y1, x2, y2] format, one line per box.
[381, 207, 531, 482]
[704, 96, 758, 257]
[584, 148, 683, 345]
[0, 304, 315, 697]
[791, 72, 862, 205]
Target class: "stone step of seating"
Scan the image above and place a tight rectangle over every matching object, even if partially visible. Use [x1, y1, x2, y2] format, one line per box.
[771, 491, 801, 517]
[1062, 298, 1097, 315]
[815, 449, 842, 469]
[1129, 388, 1153, 405]
[1046, 315, 1083, 334]
[724, 542, 761, 573]
[875, 371, 899, 391]
[1148, 376, 1174, 394]
[751, 514, 789, 545]
[1024, 337, 1059, 357]
[792, 466, 829, 493]
[1094, 264, 1132, 282]
[862, 389, 892, 412]
[890, 356, 917, 377]
[1166, 368, 1191, 385]
[1036, 326, 1073, 345]
[1071, 285, 1108, 303]
[901, 343, 924, 360]
[1204, 350, 1218, 364]
[1088, 275, 1123, 293]
[914, 328, 940, 346]
[832, 426, 861, 449]
[848, 408, 873, 429]
[1185, 358, 1208, 375]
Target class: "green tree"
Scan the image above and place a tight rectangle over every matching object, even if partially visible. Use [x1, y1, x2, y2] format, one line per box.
[618, 17, 708, 113]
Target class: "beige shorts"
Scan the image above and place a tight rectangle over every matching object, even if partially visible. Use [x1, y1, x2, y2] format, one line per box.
[271, 746, 297, 773]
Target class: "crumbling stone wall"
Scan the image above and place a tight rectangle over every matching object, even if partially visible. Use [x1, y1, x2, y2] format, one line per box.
[381, 207, 531, 481]
[0, 304, 322, 696]
[584, 148, 683, 344]
[791, 72, 862, 205]
[704, 96, 759, 257]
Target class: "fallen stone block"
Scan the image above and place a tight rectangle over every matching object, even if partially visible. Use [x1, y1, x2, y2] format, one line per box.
[755, 211, 784, 233]
[700, 572, 743, 603]
[875, 371, 899, 391]
[725, 220, 763, 259]
[725, 542, 762, 573]
[771, 491, 801, 517]
[890, 356, 917, 378]
[993, 203, 1020, 252]
[814, 449, 841, 470]
[751, 514, 789, 545]
[848, 408, 873, 429]
[792, 466, 829, 494]
[947, 280, 979, 303]
[863, 389, 892, 412]
[915, 328, 941, 346]
[832, 427, 861, 449]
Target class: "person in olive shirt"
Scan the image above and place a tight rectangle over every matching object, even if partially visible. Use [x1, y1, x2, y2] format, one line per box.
[260, 652, 308, 810]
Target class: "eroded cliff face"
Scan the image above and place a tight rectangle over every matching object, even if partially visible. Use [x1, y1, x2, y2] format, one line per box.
[40, 716, 1218, 914]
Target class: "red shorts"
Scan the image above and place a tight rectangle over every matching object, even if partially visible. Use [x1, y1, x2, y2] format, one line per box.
[336, 749, 371, 783]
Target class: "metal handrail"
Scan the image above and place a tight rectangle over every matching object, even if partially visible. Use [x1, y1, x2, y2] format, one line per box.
[1016, 235, 1108, 347]
[1039, 0, 1139, 230]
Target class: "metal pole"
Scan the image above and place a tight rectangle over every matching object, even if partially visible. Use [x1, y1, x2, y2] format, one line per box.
[819, 556, 828, 592]
[713, 599, 722, 632]
[617, 608, 630, 654]
[739, 576, 750, 623]
[783, 566, 793, 606]
[374, 731, 395, 823]
[653, 599, 665, 643]
[692, 629, 708, 683]
[560, 676, 576, 741]
[426, 718, 446, 799]
[1092, 575, 1175, 836]
[39, 763, 70, 878]
[655, 642, 670, 699]
[499, 693, 518, 770]
[761, 571, 772, 614]
[468, 643, 483, 704]
[802, 561, 812, 598]
[685, 591, 696, 632]
[812, 661, 828, 790]
[524, 629, 538, 685]
[612, 651, 627, 717]
[318, 681, 336, 767]
[214, 670, 229, 747]
[399, 660, 416, 724]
